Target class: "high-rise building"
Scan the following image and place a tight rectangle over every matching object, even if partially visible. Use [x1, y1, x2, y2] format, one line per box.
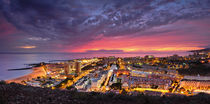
[75, 61, 81, 73]
[64, 64, 69, 75]
[64, 62, 76, 75]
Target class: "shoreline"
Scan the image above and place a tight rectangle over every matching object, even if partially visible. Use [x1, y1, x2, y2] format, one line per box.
[6, 67, 46, 84]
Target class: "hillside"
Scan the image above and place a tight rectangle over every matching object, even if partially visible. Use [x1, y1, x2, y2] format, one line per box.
[0, 81, 210, 104]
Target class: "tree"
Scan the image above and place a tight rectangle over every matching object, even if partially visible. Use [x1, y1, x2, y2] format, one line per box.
[168, 88, 173, 92]
[151, 84, 158, 89]
[66, 86, 77, 91]
[121, 89, 127, 95]
[0, 80, 6, 85]
[110, 82, 122, 90]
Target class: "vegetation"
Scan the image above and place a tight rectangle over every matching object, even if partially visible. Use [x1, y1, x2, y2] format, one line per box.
[121, 89, 127, 95]
[110, 82, 122, 90]
[66, 86, 77, 91]
[96, 61, 105, 66]
[0, 80, 6, 85]
[54, 78, 72, 88]
[177, 64, 210, 76]
[151, 84, 158, 89]
[0, 82, 210, 104]
[81, 64, 94, 70]
[133, 64, 142, 68]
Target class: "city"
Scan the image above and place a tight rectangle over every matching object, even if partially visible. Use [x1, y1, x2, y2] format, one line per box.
[17, 48, 210, 96]
[1, 0, 210, 103]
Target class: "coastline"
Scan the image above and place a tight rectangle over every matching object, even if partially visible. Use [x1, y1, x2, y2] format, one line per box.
[6, 67, 46, 84]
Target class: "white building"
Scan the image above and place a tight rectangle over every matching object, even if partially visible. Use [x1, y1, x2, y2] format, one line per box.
[91, 74, 106, 91]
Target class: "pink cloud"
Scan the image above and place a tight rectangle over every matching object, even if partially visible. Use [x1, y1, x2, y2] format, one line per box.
[68, 19, 210, 53]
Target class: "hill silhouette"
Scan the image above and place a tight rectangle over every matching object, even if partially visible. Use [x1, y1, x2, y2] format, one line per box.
[0, 81, 210, 104]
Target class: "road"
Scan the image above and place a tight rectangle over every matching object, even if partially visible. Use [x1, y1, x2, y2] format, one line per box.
[101, 69, 113, 92]
[131, 88, 169, 93]
[60, 69, 95, 89]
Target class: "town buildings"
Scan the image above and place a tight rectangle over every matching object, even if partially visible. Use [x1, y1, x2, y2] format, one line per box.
[22, 49, 210, 96]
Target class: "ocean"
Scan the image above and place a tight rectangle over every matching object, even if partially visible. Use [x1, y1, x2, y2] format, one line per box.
[0, 52, 189, 80]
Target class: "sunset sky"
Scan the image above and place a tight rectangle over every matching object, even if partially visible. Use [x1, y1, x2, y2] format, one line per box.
[0, 0, 210, 54]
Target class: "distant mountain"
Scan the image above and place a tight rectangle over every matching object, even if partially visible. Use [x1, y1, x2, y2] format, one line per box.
[189, 48, 210, 52]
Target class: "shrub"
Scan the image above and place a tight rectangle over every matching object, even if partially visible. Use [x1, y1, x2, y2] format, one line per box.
[0, 80, 6, 85]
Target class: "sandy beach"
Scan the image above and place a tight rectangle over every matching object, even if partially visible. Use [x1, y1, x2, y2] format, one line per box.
[6, 67, 46, 84]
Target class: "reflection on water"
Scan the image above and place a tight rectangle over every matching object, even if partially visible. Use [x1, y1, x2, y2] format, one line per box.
[0, 52, 189, 80]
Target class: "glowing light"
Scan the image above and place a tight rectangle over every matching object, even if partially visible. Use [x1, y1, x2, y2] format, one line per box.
[119, 48, 139, 52]
[72, 47, 203, 53]
[82, 60, 88, 63]
[67, 32, 207, 53]
[152, 47, 203, 51]
[18, 46, 36, 49]
[51, 87, 55, 90]
[132, 88, 169, 93]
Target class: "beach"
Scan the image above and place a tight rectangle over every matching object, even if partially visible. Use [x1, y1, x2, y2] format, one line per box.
[6, 67, 46, 84]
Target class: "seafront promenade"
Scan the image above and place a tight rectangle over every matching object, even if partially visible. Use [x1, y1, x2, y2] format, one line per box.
[6, 67, 46, 84]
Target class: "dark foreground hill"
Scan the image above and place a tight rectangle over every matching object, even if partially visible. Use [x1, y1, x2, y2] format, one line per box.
[0, 81, 210, 104]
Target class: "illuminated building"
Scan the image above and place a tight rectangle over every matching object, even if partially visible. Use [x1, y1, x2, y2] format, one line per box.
[117, 58, 126, 70]
[90, 74, 106, 91]
[131, 70, 150, 77]
[180, 76, 210, 90]
[75, 61, 81, 73]
[114, 70, 130, 77]
[190, 48, 210, 56]
[110, 64, 118, 70]
[64, 62, 76, 75]
[122, 82, 129, 89]
[129, 76, 172, 89]
[189, 48, 210, 60]
[144, 55, 154, 59]
[180, 80, 210, 90]
[109, 74, 117, 86]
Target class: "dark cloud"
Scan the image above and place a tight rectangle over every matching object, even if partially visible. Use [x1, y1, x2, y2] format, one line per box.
[0, 0, 210, 52]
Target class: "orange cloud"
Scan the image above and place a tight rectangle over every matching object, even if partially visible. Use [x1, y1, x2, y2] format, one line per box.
[18, 46, 36, 49]
[69, 33, 205, 53]
[151, 47, 203, 51]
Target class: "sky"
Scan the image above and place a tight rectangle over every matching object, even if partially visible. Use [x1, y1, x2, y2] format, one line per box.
[0, 0, 210, 55]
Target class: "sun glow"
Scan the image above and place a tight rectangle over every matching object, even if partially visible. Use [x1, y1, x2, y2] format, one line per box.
[18, 46, 36, 49]
[70, 46, 203, 53]
[68, 32, 207, 53]
[152, 47, 204, 51]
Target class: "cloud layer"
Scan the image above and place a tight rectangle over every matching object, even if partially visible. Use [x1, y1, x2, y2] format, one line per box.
[0, 0, 210, 53]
